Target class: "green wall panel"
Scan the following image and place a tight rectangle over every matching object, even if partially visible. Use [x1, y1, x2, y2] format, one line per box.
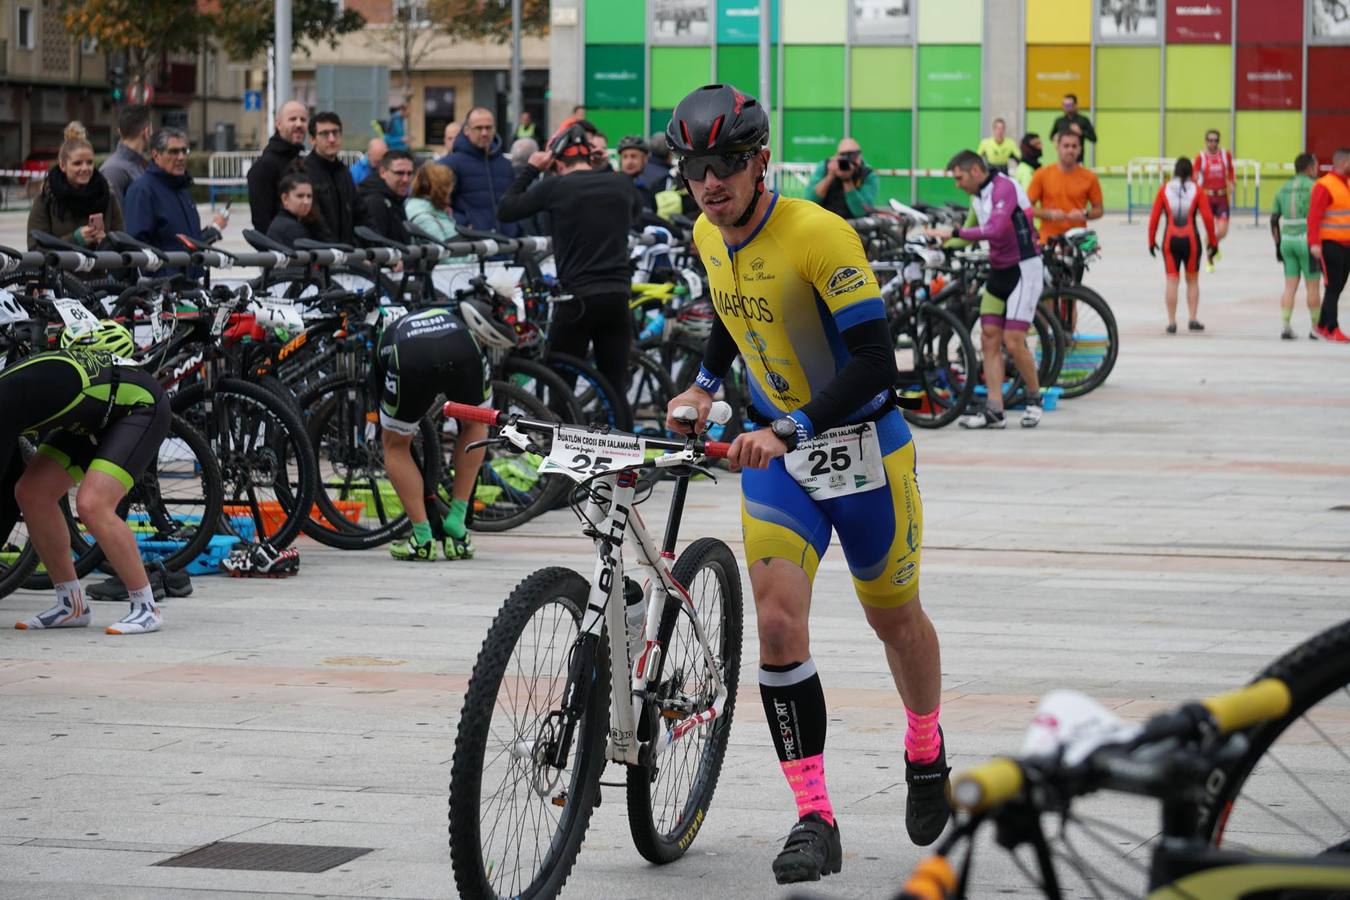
[917, 176, 967, 205]
[1165, 46, 1233, 111]
[918, 45, 981, 109]
[719, 0, 780, 44]
[878, 174, 911, 204]
[850, 110, 913, 170]
[651, 47, 712, 108]
[650, 108, 673, 137]
[917, 109, 980, 170]
[588, 108, 645, 144]
[783, 0, 847, 44]
[716, 45, 779, 104]
[782, 109, 845, 163]
[1094, 111, 1161, 168]
[585, 0, 645, 44]
[1096, 47, 1161, 111]
[1164, 110, 1227, 159]
[918, 0, 983, 43]
[785, 46, 846, 108]
[586, 45, 645, 108]
[1236, 111, 1302, 167]
[851, 46, 914, 109]
[1099, 175, 1128, 211]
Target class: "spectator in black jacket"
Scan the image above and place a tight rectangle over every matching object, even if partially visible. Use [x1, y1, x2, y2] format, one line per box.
[266, 172, 332, 247]
[497, 125, 643, 393]
[247, 100, 308, 232]
[303, 111, 363, 245]
[359, 149, 414, 243]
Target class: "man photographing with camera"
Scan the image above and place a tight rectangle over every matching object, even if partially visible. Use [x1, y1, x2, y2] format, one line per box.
[809, 137, 879, 220]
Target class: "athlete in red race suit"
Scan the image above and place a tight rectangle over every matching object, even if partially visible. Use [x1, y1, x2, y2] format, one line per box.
[1194, 128, 1234, 245]
[1149, 156, 1218, 333]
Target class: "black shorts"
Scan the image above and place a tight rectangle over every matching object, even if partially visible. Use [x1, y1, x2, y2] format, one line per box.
[0, 351, 171, 492]
[373, 309, 491, 435]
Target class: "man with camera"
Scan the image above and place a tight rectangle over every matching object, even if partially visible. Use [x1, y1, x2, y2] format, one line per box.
[809, 137, 879, 220]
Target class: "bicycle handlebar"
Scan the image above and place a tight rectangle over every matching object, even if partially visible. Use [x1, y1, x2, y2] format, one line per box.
[951, 677, 1292, 815]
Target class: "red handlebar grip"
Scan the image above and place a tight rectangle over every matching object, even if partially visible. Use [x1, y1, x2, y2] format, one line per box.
[702, 440, 731, 459]
[443, 401, 504, 426]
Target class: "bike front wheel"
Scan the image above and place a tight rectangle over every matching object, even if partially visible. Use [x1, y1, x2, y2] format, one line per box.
[626, 537, 744, 863]
[1198, 618, 1350, 859]
[449, 567, 610, 900]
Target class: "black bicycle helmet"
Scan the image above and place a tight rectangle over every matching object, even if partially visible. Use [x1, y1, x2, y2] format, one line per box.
[549, 123, 594, 161]
[617, 135, 649, 154]
[666, 84, 769, 158]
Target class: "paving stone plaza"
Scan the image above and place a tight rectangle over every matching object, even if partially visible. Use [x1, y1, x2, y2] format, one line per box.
[1, 210, 1348, 898]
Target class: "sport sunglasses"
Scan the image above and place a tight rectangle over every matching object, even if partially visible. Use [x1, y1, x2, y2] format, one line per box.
[678, 151, 756, 182]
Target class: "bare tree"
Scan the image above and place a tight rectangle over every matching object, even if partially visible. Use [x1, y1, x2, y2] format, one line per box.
[363, 0, 451, 99]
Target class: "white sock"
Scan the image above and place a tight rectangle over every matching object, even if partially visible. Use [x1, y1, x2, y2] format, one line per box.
[127, 584, 156, 609]
[55, 579, 85, 612]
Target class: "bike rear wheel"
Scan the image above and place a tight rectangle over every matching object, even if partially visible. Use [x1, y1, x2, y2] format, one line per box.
[627, 537, 743, 863]
[1198, 618, 1350, 859]
[449, 567, 610, 900]
[1040, 285, 1119, 399]
[898, 303, 979, 429]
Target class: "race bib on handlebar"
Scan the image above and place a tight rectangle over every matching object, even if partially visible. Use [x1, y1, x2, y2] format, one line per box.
[210, 304, 233, 337]
[53, 298, 101, 339]
[538, 426, 646, 481]
[783, 422, 885, 500]
[1020, 690, 1142, 767]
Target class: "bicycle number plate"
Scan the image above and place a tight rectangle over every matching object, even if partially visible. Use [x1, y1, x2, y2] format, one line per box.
[784, 422, 885, 500]
[53, 298, 100, 339]
[538, 426, 646, 481]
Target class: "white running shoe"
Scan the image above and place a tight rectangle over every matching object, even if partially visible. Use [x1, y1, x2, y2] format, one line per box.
[15, 597, 91, 630]
[106, 602, 162, 635]
[1021, 404, 1043, 428]
[959, 409, 1007, 430]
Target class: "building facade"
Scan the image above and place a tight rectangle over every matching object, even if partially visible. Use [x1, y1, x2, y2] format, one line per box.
[558, 0, 1350, 208]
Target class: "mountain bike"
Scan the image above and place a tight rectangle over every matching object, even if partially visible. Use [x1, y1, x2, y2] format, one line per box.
[447, 401, 743, 899]
[894, 618, 1350, 899]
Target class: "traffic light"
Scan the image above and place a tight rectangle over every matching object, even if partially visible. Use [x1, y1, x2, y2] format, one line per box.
[108, 53, 126, 102]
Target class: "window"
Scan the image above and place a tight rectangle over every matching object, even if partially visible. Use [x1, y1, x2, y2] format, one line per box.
[395, 0, 430, 26]
[17, 7, 34, 50]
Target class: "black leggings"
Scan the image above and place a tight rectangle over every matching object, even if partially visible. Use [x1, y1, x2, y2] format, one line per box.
[548, 292, 631, 392]
[1319, 241, 1350, 331]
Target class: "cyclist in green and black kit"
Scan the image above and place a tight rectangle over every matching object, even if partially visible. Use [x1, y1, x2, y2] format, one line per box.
[1272, 153, 1322, 340]
[1, 321, 170, 634]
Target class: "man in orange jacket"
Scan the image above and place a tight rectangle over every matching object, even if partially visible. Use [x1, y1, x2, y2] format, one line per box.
[1309, 147, 1350, 343]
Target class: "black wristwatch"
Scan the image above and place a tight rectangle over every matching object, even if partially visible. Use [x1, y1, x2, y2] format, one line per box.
[770, 416, 799, 452]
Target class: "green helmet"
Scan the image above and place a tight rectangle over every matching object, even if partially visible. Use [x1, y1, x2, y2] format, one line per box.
[60, 319, 135, 358]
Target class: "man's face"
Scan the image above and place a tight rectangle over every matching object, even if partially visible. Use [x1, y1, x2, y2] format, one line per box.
[1056, 134, 1080, 167]
[1336, 155, 1350, 177]
[381, 158, 415, 194]
[519, 111, 532, 125]
[1029, 137, 1043, 156]
[277, 102, 309, 145]
[313, 121, 342, 160]
[1062, 97, 1077, 116]
[444, 123, 460, 148]
[993, 120, 1005, 141]
[686, 150, 767, 227]
[466, 111, 495, 150]
[1205, 132, 1220, 152]
[154, 138, 190, 176]
[619, 148, 646, 176]
[951, 164, 984, 196]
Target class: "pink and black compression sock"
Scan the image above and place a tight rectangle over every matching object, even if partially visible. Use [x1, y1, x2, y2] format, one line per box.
[760, 657, 834, 825]
[905, 704, 942, 765]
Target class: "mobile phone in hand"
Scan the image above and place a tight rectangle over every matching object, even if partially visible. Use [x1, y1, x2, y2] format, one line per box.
[89, 213, 104, 231]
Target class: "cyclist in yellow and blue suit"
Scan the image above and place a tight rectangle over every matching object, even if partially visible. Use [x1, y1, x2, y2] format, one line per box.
[663, 84, 949, 887]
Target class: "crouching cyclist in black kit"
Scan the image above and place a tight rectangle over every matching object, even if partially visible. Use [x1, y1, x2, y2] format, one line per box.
[2, 321, 169, 634]
[377, 305, 501, 561]
[495, 124, 644, 396]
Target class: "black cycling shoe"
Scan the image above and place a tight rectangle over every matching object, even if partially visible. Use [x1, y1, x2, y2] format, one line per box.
[87, 561, 187, 602]
[905, 729, 952, 847]
[771, 812, 842, 884]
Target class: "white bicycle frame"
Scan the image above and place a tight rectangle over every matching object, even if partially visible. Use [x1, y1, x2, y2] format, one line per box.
[496, 418, 731, 768]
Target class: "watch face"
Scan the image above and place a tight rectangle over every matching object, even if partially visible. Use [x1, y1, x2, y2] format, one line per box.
[773, 418, 796, 439]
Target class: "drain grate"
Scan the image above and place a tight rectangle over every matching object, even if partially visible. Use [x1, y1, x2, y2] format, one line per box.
[155, 841, 373, 873]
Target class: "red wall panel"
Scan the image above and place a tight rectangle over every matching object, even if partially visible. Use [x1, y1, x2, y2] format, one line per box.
[1308, 113, 1350, 168]
[1236, 45, 1301, 111]
[1166, 0, 1232, 44]
[1308, 47, 1350, 113]
[1236, 0, 1302, 44]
